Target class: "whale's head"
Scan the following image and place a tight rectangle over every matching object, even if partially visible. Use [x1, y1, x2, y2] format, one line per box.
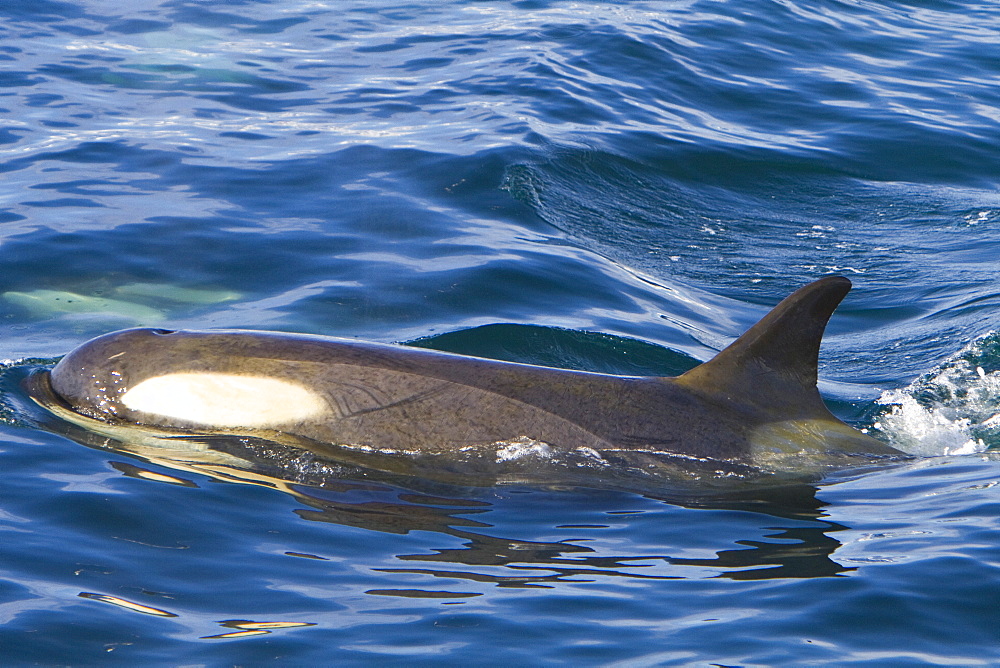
[47, 328, 329, 430]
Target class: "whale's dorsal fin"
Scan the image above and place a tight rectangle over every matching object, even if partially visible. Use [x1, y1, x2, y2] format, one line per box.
[675, 276, 852, 420]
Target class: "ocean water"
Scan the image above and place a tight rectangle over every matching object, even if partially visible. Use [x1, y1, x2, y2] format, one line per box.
[2, 0, 1000, 664]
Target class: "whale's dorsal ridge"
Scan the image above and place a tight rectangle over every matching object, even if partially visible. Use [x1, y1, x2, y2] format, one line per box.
[676, 276, 852, 419]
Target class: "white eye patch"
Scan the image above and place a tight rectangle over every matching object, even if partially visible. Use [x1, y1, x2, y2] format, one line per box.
[121, 372, 327, 428]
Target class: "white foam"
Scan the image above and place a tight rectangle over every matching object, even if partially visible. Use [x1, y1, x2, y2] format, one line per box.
[495, 436, 552, 463]
[873, 391, 983, 456]
[873, 335, 1000, 456]
[121, 372, 327, 428]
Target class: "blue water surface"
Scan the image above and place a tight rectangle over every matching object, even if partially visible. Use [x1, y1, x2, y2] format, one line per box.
[1, 0, 1000, 664]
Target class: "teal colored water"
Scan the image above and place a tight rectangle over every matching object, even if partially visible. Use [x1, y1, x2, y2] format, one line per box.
[2, 0, 1000, 664]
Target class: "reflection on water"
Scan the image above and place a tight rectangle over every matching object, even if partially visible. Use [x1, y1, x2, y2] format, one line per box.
[77, 592, 317, 639]
[109, 460, 198, 487]
[8, 364, 855, 588]
[77, 592, 177, 618]
[200, 620, 317, 640]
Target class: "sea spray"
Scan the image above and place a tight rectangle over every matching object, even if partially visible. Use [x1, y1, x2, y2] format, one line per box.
[873, 333, 1000, 456]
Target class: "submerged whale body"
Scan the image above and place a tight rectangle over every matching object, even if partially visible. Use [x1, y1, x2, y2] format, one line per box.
[28, 276, 903, 484]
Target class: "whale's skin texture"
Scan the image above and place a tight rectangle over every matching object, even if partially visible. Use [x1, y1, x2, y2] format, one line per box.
[36, 276, 903, 480]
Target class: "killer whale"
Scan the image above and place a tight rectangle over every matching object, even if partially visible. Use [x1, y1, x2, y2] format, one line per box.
[26, 276, 903, 482]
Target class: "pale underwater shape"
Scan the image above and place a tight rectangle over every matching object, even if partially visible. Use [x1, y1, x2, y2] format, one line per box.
[3, 289, 165, 324]
[114, 283, 240, 305]
[3, 282, 240, 325]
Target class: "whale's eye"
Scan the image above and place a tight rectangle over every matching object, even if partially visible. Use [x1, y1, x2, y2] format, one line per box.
[150, 329, 176, 335]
